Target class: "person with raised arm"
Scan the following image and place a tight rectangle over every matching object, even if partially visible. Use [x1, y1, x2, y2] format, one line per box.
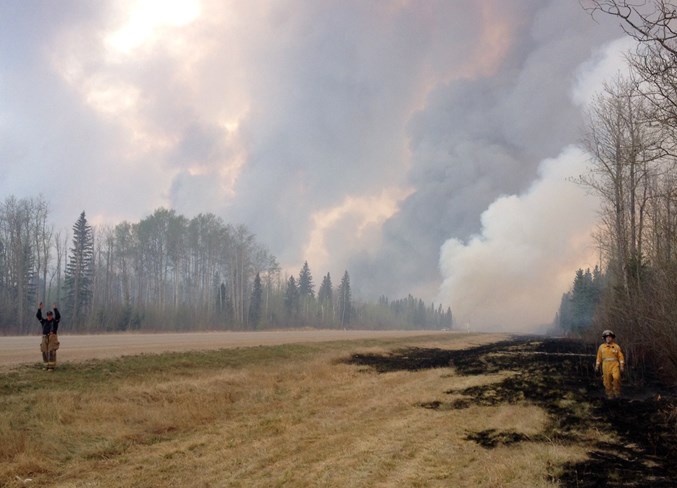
[36, 302, 61, 371]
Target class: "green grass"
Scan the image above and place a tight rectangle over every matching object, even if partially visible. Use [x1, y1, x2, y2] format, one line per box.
[0, 334, 456, 395]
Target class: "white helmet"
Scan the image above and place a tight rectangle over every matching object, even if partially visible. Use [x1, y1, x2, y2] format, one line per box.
[602, 329, 616, 338]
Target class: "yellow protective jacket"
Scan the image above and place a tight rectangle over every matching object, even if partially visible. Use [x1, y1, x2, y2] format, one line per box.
[596, 342, 625, 368]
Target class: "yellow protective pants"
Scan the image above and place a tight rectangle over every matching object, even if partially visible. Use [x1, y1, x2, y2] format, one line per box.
[602, 360, 621, 399]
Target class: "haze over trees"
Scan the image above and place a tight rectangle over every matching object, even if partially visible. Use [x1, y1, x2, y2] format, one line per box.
[561, 0, 677, 382]
[0, 201, 452, 334]
[556, 267, 604, 334]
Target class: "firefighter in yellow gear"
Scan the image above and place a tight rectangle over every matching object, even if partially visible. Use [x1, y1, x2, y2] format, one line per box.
[595, 330, 625, 399]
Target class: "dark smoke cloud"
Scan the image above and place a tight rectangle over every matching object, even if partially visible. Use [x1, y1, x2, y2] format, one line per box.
[348, 1, 621, 300]
[1, 1, 623, 329]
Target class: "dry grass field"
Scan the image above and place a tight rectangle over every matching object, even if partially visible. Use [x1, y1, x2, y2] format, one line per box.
[3, 332, 670, 487]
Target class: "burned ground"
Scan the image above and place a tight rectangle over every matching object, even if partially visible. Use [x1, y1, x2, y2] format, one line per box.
[347, 338, 677, 487]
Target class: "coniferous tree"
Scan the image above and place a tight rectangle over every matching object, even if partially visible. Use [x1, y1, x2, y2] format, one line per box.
[556, 267, 604, 334]
[249, 272, 263, 329]
[318, 273, 332, 303]
[298, 261, 314, 322]
[337, 270, 352, 327]
[298, 261, 314, 298]
[318, 272, 333, 324]
[582, 1, 677, 382]
[0, 199, 463, 334]
[284, 275, 299, 320]
[64, 211, 94, 327]
[415, 298, 426, 328]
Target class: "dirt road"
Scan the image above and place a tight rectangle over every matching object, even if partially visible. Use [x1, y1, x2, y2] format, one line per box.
[0, 329, 456, 368]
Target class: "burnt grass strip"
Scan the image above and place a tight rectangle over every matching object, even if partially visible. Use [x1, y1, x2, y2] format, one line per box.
[346, 337, 677, 487]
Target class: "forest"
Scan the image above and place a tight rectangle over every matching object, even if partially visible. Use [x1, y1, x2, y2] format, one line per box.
[0, 201, 452, 335]
[557, 1, 677, 383]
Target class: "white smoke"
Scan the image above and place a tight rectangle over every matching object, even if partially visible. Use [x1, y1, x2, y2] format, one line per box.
[571, 36, 636, 106]
[437, 146, 600, 332]
[435, 34, 637, 332]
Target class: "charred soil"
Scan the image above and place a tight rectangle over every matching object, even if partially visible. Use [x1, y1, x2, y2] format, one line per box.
[347, 337, 677, 487]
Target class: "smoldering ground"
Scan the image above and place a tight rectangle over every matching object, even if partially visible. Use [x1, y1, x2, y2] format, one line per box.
[348, 338, 677, 487]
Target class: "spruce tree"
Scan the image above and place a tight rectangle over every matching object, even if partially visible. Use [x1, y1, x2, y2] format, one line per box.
[318, 273, 332, 303]
[64, 211, 94, 326]
[337, 270, 352, 327]
[298, 261, 314, 322]
[557, 267, 604, 333]
[298, 261, 315, 298]
[284, 276, 299, 319]
[318, 272, 333, 324]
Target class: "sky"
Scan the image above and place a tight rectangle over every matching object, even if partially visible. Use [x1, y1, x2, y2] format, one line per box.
[1, 0, 630, 330]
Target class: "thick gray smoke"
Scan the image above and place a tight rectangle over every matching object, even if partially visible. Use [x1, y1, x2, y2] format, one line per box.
[435, 37, 636, 331]
[348, 2, 621, 301]
[1, 1, 624, 330]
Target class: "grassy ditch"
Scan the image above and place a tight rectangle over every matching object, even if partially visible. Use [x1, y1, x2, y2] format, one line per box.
[2, 333, 672, 487]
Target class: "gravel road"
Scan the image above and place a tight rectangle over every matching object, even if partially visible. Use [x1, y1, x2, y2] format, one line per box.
[0, 330, 456, 369]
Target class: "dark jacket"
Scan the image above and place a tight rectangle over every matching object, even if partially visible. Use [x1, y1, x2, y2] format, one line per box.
[36, 308, 60, 335]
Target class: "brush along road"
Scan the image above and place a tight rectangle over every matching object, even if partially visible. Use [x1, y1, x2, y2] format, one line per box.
[0, 330, 484, 369]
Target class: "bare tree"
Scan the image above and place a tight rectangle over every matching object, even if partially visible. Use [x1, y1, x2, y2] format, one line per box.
[0, 197, 37, 332]
[50, 230, 68, 306]
[585, 1, 677, 149]
[580, 76, 663, 290]
[30, 196, 52, 302]
[582, 0, 677, 381]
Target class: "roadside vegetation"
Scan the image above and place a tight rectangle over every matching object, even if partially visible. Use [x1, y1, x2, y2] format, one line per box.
[3, 333, 674, 487]
[0, 203, 452, 335]
[554, 1, 677, 386]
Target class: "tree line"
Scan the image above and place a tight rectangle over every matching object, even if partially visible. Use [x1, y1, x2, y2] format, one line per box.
[0, 199, 452, 334]
[555, 267, 605, 335]
[558, 1, 677, 383]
